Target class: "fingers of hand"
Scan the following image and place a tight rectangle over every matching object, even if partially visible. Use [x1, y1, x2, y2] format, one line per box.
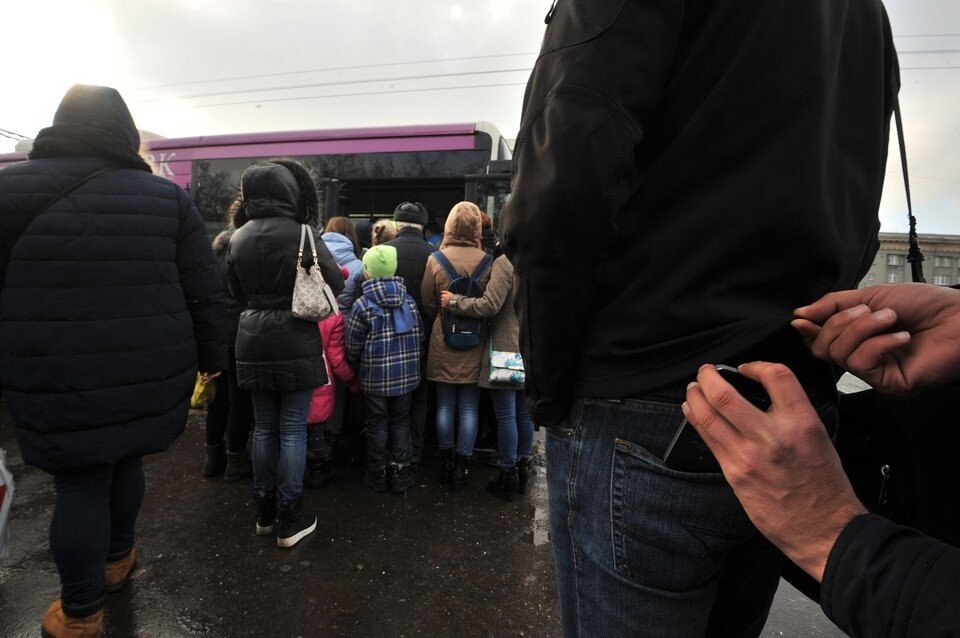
[790, 318, 821, 344]
[844, 332, 912, 391]
[696, 364, 767, 426]
[794, 290, 863, 323]
[682, 382, 737, 456]
[826, 307, 901, 365]
[738, 362, 815, 418]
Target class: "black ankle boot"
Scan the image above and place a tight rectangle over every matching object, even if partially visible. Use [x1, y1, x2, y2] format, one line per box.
[487, 466, 520, 502]
[224, 450, 253, 482]
[449, 453, 470, 493]
[255, 491, 277, 535]
[439, 449, 455, 484]
[517, 457, 532, 494]
[304, 460, 335, 489]
[276, 497, 317, 548]
[203, 444, 227, 477]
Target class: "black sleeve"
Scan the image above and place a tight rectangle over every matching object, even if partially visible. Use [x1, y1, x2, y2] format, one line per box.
[500, 0, 684, 426]
[175, 188, 228, 373]
[821, 514, 960, 637]
[306, 227, 345, 297]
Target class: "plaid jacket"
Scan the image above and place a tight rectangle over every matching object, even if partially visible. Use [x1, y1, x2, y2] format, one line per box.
[345, 277, 424, 397]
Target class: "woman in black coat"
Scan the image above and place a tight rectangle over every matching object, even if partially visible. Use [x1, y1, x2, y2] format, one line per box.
[0, 85, 226, 637]
[226, 159, 343, 548]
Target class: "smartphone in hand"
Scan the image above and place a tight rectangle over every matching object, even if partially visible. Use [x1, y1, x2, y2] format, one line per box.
[663, 365, 771, 472]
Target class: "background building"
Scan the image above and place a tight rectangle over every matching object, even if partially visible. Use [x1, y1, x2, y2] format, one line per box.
[860, 232, 960, 287]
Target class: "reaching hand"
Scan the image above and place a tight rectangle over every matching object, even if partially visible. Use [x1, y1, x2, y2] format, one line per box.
[683, 363, 867, 581]
[440, 290, 454, 309]
[200, 371, 222, 385]
[792, 283, 960, 395]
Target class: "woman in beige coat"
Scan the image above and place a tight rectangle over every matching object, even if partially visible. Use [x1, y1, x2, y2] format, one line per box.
[421, 202, 493, 491]
[441, 255, 534, 502]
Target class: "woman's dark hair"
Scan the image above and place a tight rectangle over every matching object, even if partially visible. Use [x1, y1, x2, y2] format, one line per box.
[264, 157, 320, 226]
[324, 216, 361, 258]
[228, 197, 248, 229]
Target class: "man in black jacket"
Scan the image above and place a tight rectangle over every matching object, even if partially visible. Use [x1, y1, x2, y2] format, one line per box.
[385, 201, 435, 465]
[684, 283, 960, 637]
[501, 0, 899, 635]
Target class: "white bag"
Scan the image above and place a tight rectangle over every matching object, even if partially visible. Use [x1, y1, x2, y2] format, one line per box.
[0, 449, 14, 559]
[291, 224, 338, 321]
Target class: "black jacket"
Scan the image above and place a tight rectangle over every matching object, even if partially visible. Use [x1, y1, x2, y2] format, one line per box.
[822, 514, 960, 637]
[212, 231, 242, 351]
[384, 226, 436, 319]
[0, 156, 227, 473]
[501, 0, 898, 425]
[226, 164, 344, 392]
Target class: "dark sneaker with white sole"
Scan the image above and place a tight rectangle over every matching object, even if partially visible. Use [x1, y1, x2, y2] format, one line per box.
[276, 497, 317, 548]
[255, 491, 277, 535]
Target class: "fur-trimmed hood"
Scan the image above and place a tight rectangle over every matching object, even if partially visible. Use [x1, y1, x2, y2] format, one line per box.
[440, 201, 482, 249]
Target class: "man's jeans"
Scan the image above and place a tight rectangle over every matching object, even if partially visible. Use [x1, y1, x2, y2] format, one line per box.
[251, 389, 313, 504]
[365, 392, 413, 469]
[546, 396, 838, 637]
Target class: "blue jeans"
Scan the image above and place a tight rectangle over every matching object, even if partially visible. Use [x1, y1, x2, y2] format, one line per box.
[490, 389, 535, 468]
[435, 382, 481, 456]
[251, 389, 313, 503]
[50, 457, 144, 608]
[547, 396, 838, 637]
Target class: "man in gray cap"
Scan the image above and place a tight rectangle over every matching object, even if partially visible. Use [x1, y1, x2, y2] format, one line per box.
[384, 202, 435, 466]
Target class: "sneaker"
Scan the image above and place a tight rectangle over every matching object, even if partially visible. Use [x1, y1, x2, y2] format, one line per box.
[276, 498, 317, 548]
[390, 464, 414, 494]
[364, 467, 389, 493]
[255, 491, 277, 535]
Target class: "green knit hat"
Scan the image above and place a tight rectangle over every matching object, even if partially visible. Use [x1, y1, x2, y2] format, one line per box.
[363, 245, 398, 278]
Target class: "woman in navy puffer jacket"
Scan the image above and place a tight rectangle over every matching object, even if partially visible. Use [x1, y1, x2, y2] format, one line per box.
[0, 85, 226, 637]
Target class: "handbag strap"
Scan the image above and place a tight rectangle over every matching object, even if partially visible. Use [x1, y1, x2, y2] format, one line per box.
[298, 224, 320, 269]
[34, 167, 115, 222]
[894, 95, 925, 283]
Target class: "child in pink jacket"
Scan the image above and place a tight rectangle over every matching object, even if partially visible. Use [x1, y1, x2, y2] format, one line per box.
[306, 271, 361, 489]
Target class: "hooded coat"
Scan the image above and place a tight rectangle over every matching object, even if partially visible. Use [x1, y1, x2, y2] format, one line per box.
[226, 163, 344, 392]
[345, 277, 423, 397]
[321, 231, 364, 311]
[421, 203, 492, 384]
[0, 85, 227, 474]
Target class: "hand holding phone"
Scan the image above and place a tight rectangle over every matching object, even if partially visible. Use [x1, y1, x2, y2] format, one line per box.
[663, 365, 771, 472]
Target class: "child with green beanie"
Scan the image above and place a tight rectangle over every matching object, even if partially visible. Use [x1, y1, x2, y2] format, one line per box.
[345, 245, 424, 493]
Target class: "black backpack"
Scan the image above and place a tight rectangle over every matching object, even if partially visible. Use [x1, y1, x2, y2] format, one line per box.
[433, 251, 493, 350]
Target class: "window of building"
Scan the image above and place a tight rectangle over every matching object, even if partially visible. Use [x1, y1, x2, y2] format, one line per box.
[934, 274, 952, 286]
[868, 273, 877, 281]
[934, 256, 952, 268]
[887, 272, 901, 283]
[887, 254, 902, 266]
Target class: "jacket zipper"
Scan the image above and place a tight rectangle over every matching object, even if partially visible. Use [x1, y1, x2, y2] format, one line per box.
[540, 0, 560, 51]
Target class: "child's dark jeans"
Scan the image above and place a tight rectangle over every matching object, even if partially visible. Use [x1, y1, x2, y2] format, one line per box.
[364, 392, 413, 469]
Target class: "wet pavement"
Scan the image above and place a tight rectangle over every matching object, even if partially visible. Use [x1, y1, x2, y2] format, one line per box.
[0, 408, 844, 637]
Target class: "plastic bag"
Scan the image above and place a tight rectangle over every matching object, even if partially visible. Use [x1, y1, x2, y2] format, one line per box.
[190, 373, 217, 410]
[0, 449, 14, 559]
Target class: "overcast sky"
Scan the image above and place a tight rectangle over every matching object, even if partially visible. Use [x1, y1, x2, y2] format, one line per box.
[3, 0, 958, 234]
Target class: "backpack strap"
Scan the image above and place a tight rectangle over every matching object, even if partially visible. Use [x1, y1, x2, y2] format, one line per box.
[471, 254, 494, 281]
[893, 95, 925, 283]
[432, 251, 460, 283]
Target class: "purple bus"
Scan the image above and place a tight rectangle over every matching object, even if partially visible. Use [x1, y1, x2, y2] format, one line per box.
[0, 122, 512, 227]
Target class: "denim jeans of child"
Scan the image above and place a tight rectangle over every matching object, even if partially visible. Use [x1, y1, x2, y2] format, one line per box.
[364, 392, 413, 469]
[490, 389, 535, 468]
[251, 389, 312, 503]
[435, 382, 481, 456]
[50, 456, 144, 607]
[546, 395, 838, 637]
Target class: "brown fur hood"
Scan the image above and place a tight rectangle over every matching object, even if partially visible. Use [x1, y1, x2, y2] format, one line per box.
[440, 201, 482, 249]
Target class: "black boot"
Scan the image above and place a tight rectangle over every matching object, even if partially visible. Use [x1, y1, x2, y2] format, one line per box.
[202, 444, 227, 477]
[439, 449, 455, 484]
[517, 457, 532, 495]
[255, 491, 277, 536]
[391, 464, 414, 494]
[304, 459, 335, 489]
[487, 467, 520, 502]
[364, 466, 388, 493]
[224, 450, 253, 482]
[276, 497, 317, 548]
[449, 453, 470, 493]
